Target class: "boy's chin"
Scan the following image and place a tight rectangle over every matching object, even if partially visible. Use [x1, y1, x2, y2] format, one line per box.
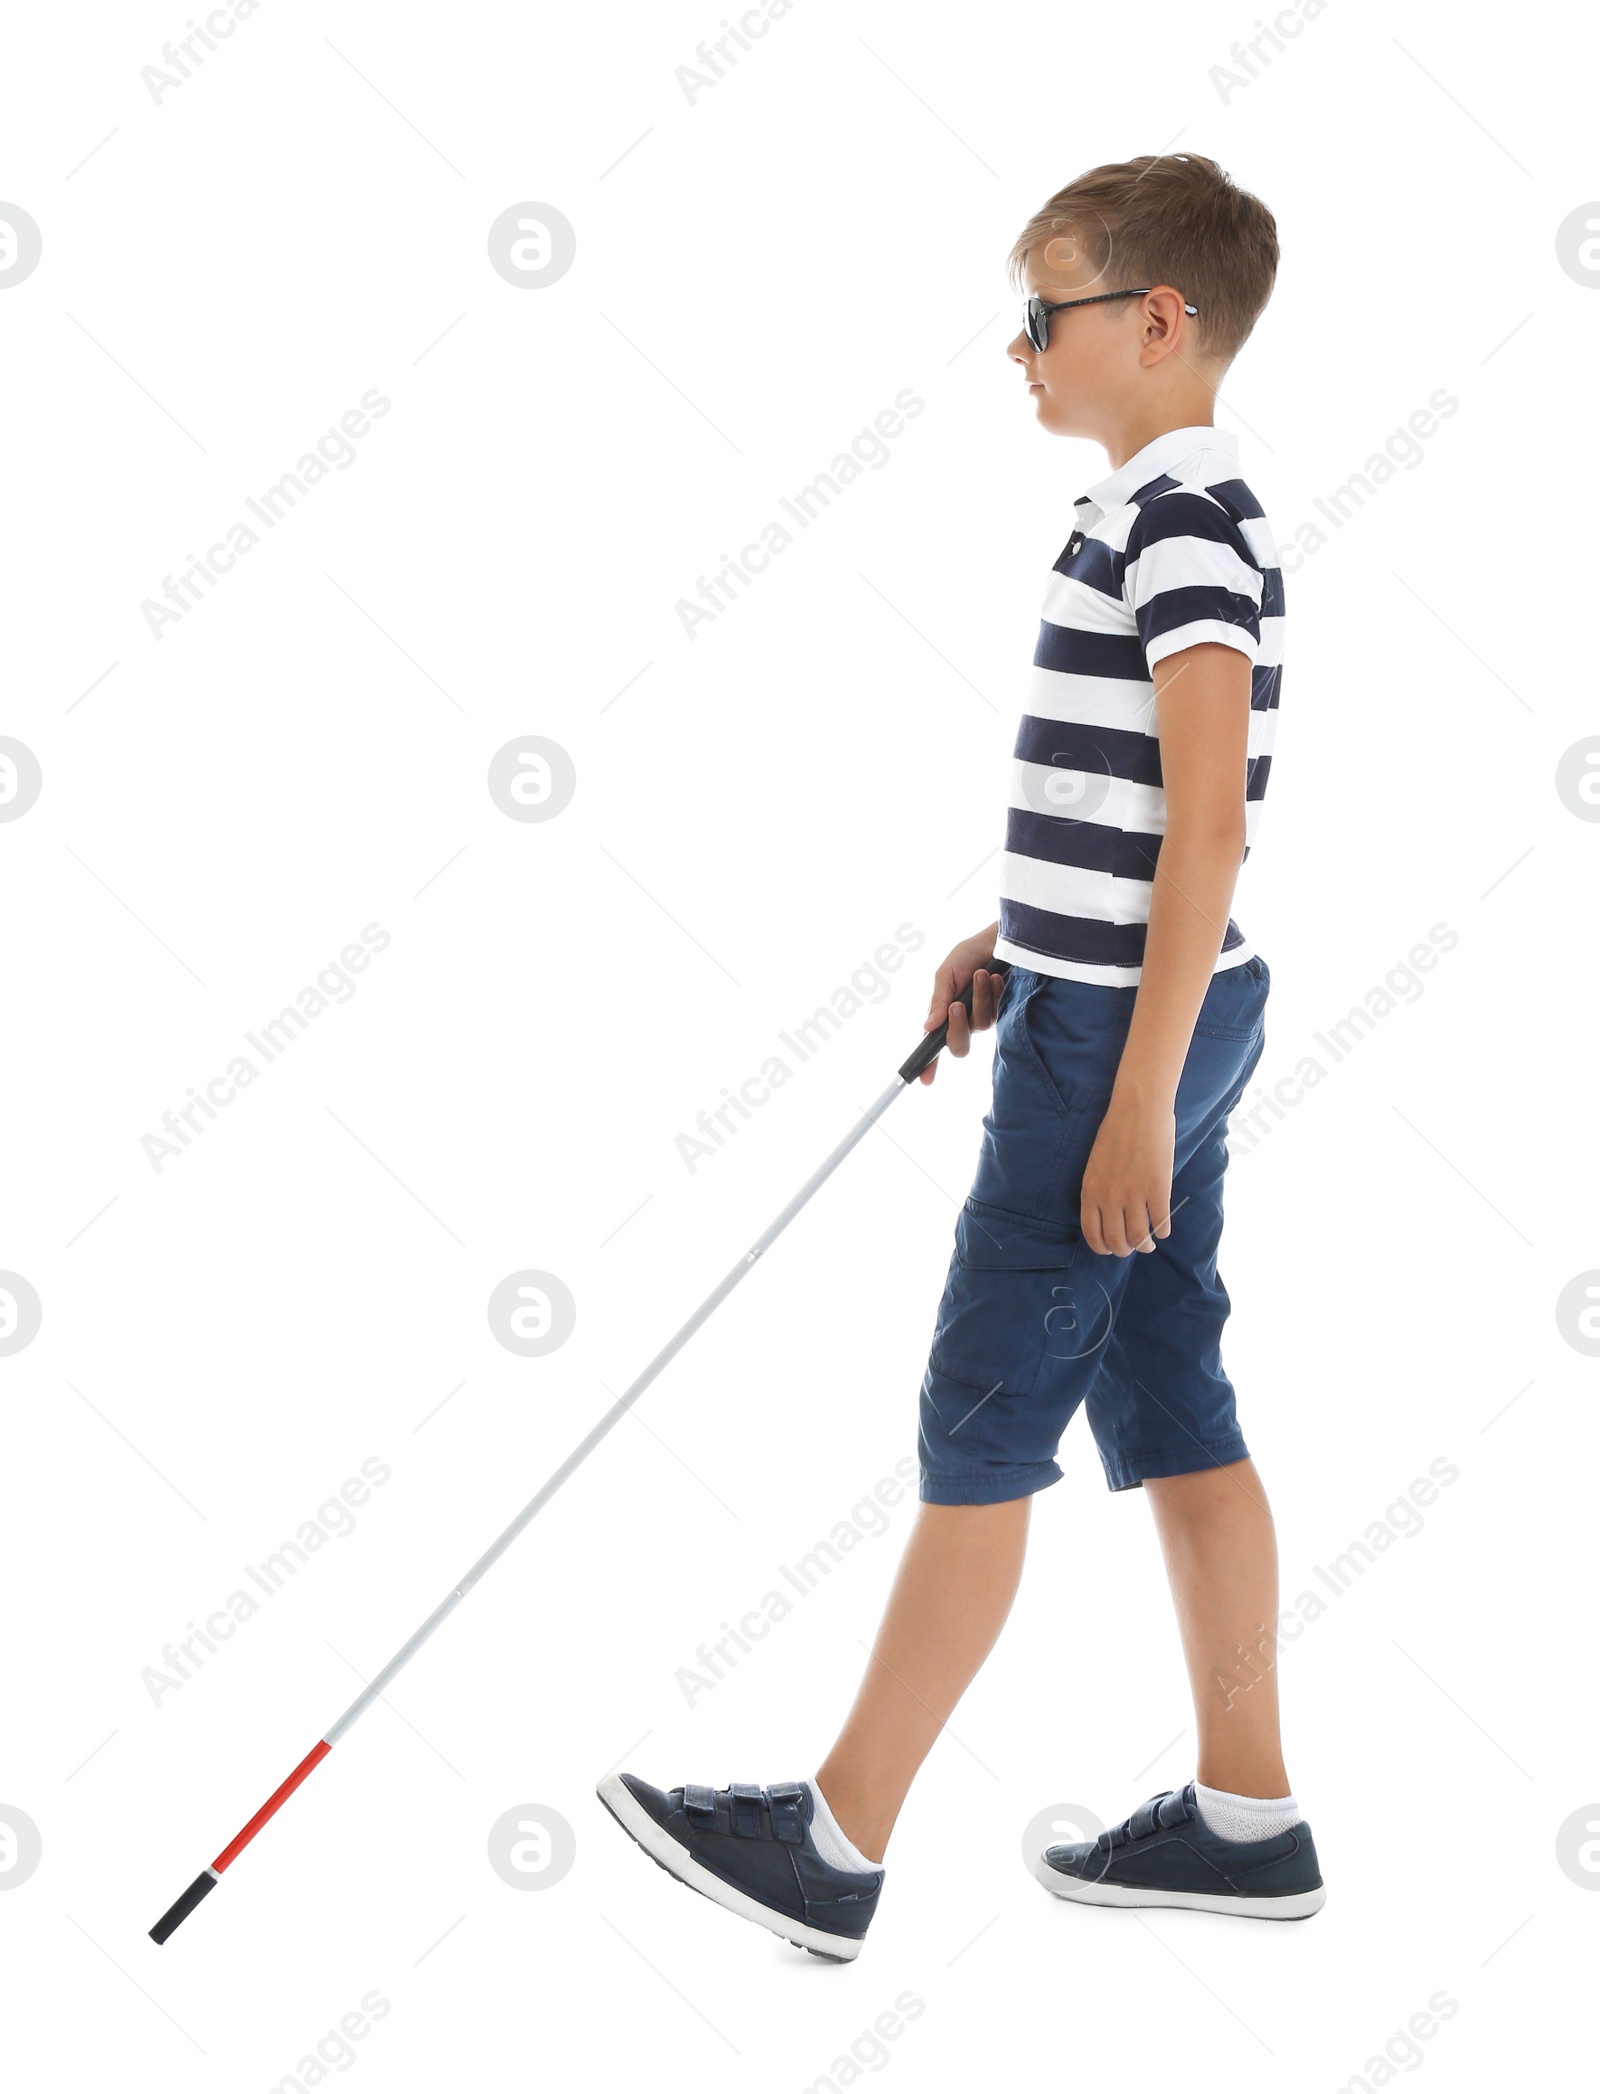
[1032, 398, 1083, 438]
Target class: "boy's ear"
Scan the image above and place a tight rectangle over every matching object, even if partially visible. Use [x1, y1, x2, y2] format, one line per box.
[1136, 287, 1200, 365]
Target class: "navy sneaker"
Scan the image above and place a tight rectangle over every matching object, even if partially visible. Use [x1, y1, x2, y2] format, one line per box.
[597, 1773, 884, 1961]
[1032, 1783, 1325, 1918]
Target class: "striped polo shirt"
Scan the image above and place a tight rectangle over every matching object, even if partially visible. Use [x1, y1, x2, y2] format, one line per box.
[992, 425, 1283, 986]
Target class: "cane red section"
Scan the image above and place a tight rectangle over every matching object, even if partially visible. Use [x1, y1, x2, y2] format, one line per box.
[212, 1740, 332, 1872]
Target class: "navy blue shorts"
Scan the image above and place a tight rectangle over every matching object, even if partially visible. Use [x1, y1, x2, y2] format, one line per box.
[918, 957, 1270, 1503]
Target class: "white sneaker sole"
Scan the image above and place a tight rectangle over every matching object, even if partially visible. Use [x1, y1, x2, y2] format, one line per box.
[1030, 1848, 1325, 1919]
[596, 1774, 865, 1962]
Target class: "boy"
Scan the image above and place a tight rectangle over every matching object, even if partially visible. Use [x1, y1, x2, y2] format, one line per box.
[598, 153, 1323, 1957]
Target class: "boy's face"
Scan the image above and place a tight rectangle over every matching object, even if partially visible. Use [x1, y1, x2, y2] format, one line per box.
[1007, 235, 1174, 442]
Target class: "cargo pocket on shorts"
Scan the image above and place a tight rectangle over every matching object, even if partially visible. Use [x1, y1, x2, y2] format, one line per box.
[928, 1199, 1084, 1434]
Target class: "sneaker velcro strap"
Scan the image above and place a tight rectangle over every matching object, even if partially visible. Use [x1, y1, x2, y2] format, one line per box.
[1155, 1790, 1190, 1831]
[729, 1783, 764, 1837]
[1129, 1794, 1165, 1841]
[765, 1782, 806, 1844]
[682, 1784, 719, 1824]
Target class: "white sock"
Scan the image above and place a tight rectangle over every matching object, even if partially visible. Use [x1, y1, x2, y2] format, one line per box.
[806, 1778, 878, 1873]
[1193, 1781, 1301, 1843]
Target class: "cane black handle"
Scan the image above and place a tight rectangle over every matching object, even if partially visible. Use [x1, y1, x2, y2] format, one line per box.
[897, 957, 1012, 1084]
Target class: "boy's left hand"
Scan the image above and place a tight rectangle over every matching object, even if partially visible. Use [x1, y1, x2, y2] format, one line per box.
[1080, 1097, 1176, 1256]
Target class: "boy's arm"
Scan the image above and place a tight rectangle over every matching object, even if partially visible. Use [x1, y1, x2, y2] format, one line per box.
[1080, 639, 1251, 1256]
[916, 922, 1003, 1083]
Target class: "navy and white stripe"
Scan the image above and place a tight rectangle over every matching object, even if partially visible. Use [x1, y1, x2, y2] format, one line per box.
[993, 427, 1283, 986]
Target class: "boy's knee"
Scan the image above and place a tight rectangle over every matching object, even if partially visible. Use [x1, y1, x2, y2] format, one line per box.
[1148, 1459, 1266, 1516]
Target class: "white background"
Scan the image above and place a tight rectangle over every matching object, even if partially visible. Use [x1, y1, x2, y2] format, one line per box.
[3, 0, 1596, 2086]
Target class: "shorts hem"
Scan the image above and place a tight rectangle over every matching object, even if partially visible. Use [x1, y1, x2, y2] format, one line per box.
[1100, 1436, 1251, 1493]
[919, 1461, 1063, 1507]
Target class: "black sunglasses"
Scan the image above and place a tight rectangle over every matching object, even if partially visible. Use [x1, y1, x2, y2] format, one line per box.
[1025, 287, 1199, 353]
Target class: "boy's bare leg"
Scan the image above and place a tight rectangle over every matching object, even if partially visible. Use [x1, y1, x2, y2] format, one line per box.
[815, 1499, 1032, 1864]
[1145, 1457, 1291, 1798]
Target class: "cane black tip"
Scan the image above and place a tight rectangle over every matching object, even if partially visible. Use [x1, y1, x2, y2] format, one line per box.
[149, 1869, 217, 1944]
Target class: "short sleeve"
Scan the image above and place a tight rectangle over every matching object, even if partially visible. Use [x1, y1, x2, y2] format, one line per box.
[1122, 490, 1264, 672]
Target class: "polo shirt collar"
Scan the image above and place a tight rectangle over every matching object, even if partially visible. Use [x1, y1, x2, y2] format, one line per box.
[1076, 425, 1239, 521]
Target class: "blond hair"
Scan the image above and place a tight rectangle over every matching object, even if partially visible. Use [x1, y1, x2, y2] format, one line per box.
[1008, 153, 1278, 363]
